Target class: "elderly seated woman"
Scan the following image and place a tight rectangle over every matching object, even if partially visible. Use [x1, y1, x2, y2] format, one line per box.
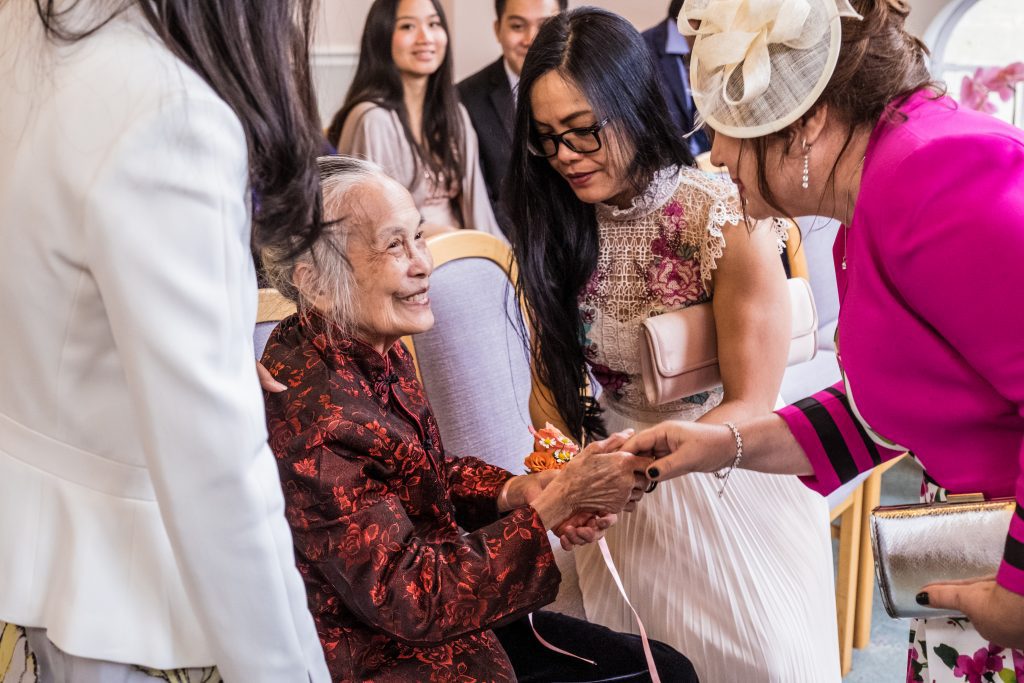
[259, 156, 698, 683]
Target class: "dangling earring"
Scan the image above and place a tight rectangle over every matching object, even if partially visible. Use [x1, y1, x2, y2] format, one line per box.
[801, 139, 811, 190]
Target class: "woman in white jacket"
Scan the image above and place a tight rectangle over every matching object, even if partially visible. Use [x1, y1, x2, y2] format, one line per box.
[0, 1, 329, 681]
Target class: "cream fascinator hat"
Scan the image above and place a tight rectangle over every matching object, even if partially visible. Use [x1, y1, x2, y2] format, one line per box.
[681, 0, 863, 138]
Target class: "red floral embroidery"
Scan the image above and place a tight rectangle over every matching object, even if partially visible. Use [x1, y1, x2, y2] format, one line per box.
[293, 457, 318, 477]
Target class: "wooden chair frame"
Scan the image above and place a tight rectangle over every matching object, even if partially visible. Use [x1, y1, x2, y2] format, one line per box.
[854, 455, 906, 648]
[257, 288, 295, 323]
[830, 484, 863, 676]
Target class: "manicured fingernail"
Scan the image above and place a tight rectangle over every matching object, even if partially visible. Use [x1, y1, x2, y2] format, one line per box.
[648, 466, 660, 479]
[915, 592, 929, 605]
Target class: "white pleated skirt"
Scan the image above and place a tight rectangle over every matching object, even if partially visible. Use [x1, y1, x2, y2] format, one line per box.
[574, 402, 842, 683]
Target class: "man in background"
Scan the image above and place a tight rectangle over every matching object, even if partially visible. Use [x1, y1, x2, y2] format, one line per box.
[642, 0, 710, 157]
[458, 0, 566, 232]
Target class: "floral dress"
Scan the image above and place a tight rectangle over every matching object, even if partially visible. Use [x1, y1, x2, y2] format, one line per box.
[573, 165, 843, 682]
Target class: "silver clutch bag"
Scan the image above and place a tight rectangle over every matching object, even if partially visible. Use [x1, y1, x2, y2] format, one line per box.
[870, 495, 1016, 618]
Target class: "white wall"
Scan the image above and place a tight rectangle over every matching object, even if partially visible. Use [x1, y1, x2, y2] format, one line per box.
[312, 1, 372, 127]
[312, 0, 957, 127]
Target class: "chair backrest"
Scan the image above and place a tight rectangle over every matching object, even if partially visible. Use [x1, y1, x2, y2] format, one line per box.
[255, 288, 296, 359]
[404, 231, 535, 472]
[794, 216, 841, 326]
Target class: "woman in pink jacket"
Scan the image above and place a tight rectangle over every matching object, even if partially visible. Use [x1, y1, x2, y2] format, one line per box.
[626, 0, 1024, 680]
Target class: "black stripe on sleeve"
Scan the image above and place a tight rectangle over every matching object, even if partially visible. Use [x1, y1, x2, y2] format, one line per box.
[791, 395, 860, 484]
[821, 386, 882, 466]
[1015, 502, 1024, 524]
[1004, 533, 1024, 572]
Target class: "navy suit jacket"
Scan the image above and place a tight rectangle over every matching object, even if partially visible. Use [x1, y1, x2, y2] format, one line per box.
[642, 19, 710, 156]
[458, 58, 514, 229]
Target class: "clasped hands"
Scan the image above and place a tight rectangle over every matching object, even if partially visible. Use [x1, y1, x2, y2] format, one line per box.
[508, 430, 655, 551]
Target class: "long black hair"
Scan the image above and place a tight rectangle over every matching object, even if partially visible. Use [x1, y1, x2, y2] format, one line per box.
[29, 0, 327, 259]
[326, 0, 465, 199]
[506, 8, 694, 441]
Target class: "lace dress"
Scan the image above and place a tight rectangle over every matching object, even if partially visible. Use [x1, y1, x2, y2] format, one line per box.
[573, 166, 842, 682]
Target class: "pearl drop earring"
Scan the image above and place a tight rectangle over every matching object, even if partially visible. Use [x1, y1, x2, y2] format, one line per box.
[801, 140, 811, 190]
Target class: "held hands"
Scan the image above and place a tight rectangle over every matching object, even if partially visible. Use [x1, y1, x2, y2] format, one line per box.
[553, 511, 617, 551]
[919, 577, 1024, 649]
[568, 430, 652, 514]
[527, 429, 653, 548]
[621, 421, 736, 481]
[506, 474, 618, 550]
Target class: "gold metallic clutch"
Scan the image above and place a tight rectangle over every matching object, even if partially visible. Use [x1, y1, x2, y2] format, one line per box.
[869, 495, 1016, 618]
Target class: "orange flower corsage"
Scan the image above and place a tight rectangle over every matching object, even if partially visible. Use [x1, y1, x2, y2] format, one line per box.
[524, 423, 580, 473]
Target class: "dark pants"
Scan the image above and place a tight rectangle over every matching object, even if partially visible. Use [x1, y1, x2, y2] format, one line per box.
[494, 611, 699, 683]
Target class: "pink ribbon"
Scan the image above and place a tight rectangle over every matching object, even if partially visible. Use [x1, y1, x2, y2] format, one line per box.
[528, 538, 661, 681]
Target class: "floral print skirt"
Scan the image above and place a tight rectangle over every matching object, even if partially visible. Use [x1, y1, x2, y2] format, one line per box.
[0, 623, 222, 683]
[907, 477, 1024, 683]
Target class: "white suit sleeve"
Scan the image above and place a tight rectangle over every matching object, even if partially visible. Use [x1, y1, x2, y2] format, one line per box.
[81, 91, 329, 683]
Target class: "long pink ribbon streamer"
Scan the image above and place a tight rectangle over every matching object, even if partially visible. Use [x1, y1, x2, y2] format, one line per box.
[528, 612, 597, 665]
[598, 537, 662, 682]
[528, 538, 661, 681]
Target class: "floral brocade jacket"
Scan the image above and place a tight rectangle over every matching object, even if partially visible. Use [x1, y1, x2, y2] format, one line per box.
[262, 314, 560, 682]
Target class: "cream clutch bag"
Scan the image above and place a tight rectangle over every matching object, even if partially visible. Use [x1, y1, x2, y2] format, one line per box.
[639, 277, 819, 405]
[870, 495, 1016, 618]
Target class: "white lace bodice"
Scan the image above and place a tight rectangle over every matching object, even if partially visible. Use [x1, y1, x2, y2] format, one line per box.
[581, 166, 787, 420]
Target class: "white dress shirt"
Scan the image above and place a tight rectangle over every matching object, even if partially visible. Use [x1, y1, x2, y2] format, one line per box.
[504, 58, 521, 104]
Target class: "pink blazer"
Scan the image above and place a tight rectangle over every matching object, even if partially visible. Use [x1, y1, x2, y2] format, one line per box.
[777, 91, 1024, 596]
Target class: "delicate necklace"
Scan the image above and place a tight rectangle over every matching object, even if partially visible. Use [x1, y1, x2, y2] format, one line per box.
[841, 155, 867, 271]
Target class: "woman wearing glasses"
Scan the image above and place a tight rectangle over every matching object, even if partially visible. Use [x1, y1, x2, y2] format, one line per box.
[506, 8, 840, 681]
[327, 0, 502, 241]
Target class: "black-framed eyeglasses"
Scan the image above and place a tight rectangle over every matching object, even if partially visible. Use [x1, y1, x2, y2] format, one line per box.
[528, 118, 610, 158]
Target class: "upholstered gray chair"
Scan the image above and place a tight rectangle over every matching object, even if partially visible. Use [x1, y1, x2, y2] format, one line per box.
[780, 217, 842, 403]
[404, 230, 588, 620]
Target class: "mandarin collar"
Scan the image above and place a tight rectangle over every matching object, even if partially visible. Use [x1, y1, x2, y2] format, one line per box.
[595, 165, 682, 224]
[296, 310, 400, 382]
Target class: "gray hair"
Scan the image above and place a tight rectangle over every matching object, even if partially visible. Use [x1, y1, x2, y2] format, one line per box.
[262, 155, 386, 334]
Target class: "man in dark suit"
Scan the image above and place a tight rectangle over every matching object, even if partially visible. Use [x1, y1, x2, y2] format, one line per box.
[458, 0, 566, 232]
[642, 0, 711, 158]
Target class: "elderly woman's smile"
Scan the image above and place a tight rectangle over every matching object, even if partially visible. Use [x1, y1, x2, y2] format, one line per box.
[346, 177, 435, 353]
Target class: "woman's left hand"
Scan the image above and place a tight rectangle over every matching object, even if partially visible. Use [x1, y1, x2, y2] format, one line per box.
[555, 512, 617, 550]
[921, 577, 1024, 649]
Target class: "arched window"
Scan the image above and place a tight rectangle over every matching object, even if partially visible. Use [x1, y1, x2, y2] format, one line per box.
[926, 0, 1024, 126]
